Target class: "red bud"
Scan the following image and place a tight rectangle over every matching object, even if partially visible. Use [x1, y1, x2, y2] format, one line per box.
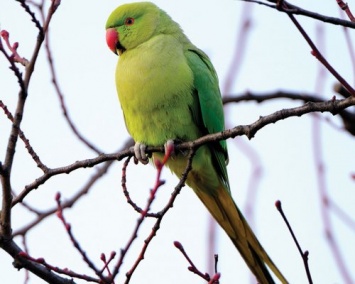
[55, 192, 61, 201]
[0, 30, 9, 39]
[173, 241, 182, 249]
[275, 200, 281, 210]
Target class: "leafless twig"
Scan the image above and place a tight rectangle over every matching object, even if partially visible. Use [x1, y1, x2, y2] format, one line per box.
[240, 0, 355, 28]
[275, 201, 313, 284]
[336, 0, 355, 22]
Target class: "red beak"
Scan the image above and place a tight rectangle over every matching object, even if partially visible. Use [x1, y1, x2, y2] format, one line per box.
[106, 28, 119, 54]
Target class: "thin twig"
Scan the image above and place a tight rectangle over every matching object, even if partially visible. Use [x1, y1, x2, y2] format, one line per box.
[55, 192, 108, 282]
[284, 11, 355, 95]
[121, 157, 145, 214]
[173, 241, 211, 282]
[111, 144, 175, 282]
[44, 25, 102, 153]
[336, 0, 355, 22]
[13, 158, 115, 236]
[312, 99, 353, 283]
[275, 201, 313, 284]
[123, 149, 195, 283]
[121, 157, 161, 218]
[240, 0, 355, 28]
[0, 100, 48, 172]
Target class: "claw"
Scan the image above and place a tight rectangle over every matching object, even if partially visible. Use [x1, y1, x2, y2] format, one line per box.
[133, 142, 149, 164]
[164, 139, 175, 156]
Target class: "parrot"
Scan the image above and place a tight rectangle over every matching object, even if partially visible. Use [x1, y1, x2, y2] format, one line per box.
[105, 2, 287, 283]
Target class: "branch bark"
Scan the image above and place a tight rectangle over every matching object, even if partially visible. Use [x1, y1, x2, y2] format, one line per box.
[241, 0, 355, 28]
[0, 238, 75, 284]
[11, 96, 355, 206]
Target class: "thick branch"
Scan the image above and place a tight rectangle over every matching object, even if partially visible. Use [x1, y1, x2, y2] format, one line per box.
[0, 238, 75, 284]
[1, 0, 58, 238]
[11, 96, 355, 206]
[185, 96, 355, 144]
[223, 91, 355, 136]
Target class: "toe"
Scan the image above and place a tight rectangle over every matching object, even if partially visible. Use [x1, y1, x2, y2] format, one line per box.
[134, 142, 149, 165]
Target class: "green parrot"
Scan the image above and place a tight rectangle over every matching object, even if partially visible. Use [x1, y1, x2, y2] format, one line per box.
[105, 2, 287, 283]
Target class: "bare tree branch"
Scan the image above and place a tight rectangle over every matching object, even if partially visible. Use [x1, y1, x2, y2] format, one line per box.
[224, 90, 355, 136]
[0, 238, 76, 284]
[1, 0, 59, 239]
[275, 201, 313, 284]
[335, 0, 355, 22]
[11, 96, 355, 207]
[123, 149, 195, 284]
[240, 0, 355, 28]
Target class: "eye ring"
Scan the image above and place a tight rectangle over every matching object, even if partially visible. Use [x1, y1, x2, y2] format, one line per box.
[124, 17, 135, 26]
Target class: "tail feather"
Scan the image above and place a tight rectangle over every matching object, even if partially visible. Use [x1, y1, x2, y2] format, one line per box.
[163, 148, 287, 283]
[193, 185, 288, 284]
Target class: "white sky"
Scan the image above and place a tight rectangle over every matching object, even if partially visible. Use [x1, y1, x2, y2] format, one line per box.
[1, 0, 355, 283]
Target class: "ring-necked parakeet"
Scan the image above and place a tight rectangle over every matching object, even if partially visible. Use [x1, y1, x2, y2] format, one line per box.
[105, 2, 287, 283]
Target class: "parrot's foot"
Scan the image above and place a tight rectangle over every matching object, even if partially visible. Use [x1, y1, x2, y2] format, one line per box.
[132, 140, 175, 165]
[164, 140, 175, 156]
[133, 142, 149, 165]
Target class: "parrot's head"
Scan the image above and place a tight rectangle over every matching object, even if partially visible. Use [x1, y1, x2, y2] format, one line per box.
[105, 2, 183, 56]
[105, 2, 161, 55]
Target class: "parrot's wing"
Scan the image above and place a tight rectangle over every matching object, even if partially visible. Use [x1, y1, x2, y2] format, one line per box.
[185, 48, 229, 190]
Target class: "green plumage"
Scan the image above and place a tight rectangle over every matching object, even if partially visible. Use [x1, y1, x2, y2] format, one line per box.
[106, 2, 287, 283]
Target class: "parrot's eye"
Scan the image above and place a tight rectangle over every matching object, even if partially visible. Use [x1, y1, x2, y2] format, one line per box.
[124, 17, 135, 26]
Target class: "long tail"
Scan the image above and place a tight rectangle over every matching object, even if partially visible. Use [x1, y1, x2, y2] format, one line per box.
[192, 184, 288, 284]
[162, 147, 287, 283]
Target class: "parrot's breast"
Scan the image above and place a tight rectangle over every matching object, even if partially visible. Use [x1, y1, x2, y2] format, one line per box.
[116, 35, 199, 145]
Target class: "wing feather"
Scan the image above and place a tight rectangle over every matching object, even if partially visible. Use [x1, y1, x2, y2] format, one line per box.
[185, 48, 229, 190]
